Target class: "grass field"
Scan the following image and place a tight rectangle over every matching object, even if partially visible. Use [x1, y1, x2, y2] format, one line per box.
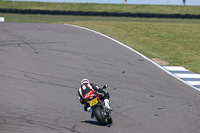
[1, 13, 200, 73]
[1, 1, 200, 15]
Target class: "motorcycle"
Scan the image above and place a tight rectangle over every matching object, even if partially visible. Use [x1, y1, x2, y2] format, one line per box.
[86, 85, 113, 126]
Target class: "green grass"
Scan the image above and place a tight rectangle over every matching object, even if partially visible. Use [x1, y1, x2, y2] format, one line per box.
[1, 13, 200, 73]
[0, 1, 200, 15]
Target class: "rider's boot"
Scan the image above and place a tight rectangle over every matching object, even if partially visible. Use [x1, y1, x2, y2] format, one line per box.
[104, 99, 112, 110]
[87, 107, 94, 118]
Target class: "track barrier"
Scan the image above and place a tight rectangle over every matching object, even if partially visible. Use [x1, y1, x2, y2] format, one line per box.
[0, 8, 200, 19]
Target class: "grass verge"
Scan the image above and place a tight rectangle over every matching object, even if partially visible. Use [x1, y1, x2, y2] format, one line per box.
[0, 1, 200, 15]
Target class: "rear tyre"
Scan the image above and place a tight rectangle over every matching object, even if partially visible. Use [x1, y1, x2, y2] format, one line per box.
[94, 106, 107, 125]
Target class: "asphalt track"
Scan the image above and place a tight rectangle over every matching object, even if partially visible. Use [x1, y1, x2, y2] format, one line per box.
[1, 22, 200, 133]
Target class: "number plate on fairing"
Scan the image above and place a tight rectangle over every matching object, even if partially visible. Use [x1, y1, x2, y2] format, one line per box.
[89, 98, 98, 106]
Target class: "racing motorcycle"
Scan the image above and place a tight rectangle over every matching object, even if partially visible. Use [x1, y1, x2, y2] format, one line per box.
[86, 85, 113, 126]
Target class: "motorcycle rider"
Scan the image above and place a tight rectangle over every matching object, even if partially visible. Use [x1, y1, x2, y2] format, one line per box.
[78, 79, 112, 115]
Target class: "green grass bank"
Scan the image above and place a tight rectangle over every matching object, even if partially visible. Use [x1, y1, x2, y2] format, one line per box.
[0, 1, 200, 15]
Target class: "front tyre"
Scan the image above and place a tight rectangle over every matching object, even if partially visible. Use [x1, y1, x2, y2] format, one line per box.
[94, 106, 107, 125]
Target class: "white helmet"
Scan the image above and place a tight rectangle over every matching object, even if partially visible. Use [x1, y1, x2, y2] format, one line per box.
[81, 79, 90, 84]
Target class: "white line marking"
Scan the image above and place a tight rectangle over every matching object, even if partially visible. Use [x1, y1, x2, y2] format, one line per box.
[163, 66, 188, 71]
[65, 24, 200, 92]
[187, 81, 200, 85]
[174, 74, 200, 79]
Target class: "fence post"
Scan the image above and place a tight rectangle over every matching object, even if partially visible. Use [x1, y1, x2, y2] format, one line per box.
[125, 0, 127, 4]
[183, 0, 186, 6]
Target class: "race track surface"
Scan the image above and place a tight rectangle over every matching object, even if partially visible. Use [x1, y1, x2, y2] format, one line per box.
[1, 22, 200, 133]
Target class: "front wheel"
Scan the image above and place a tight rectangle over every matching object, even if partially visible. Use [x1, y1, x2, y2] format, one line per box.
[94, 106, 107, 125]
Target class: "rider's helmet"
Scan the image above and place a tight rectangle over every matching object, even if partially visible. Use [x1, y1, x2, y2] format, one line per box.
[81, 79, 90, 85]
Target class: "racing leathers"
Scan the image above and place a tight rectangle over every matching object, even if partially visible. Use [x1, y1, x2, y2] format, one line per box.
[78, 83, 111, 112]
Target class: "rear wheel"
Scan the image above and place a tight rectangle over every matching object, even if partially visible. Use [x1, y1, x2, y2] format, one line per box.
[94, 106, 107, 125]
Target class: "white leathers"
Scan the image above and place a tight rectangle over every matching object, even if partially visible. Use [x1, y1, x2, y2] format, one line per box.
[104, 99, 112, 110]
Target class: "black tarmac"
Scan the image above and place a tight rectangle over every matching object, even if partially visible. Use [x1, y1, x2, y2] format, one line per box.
[0, 22, 200, 133]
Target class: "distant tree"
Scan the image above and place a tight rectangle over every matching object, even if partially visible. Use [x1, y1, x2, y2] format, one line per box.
[183, 0, 186, 5]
